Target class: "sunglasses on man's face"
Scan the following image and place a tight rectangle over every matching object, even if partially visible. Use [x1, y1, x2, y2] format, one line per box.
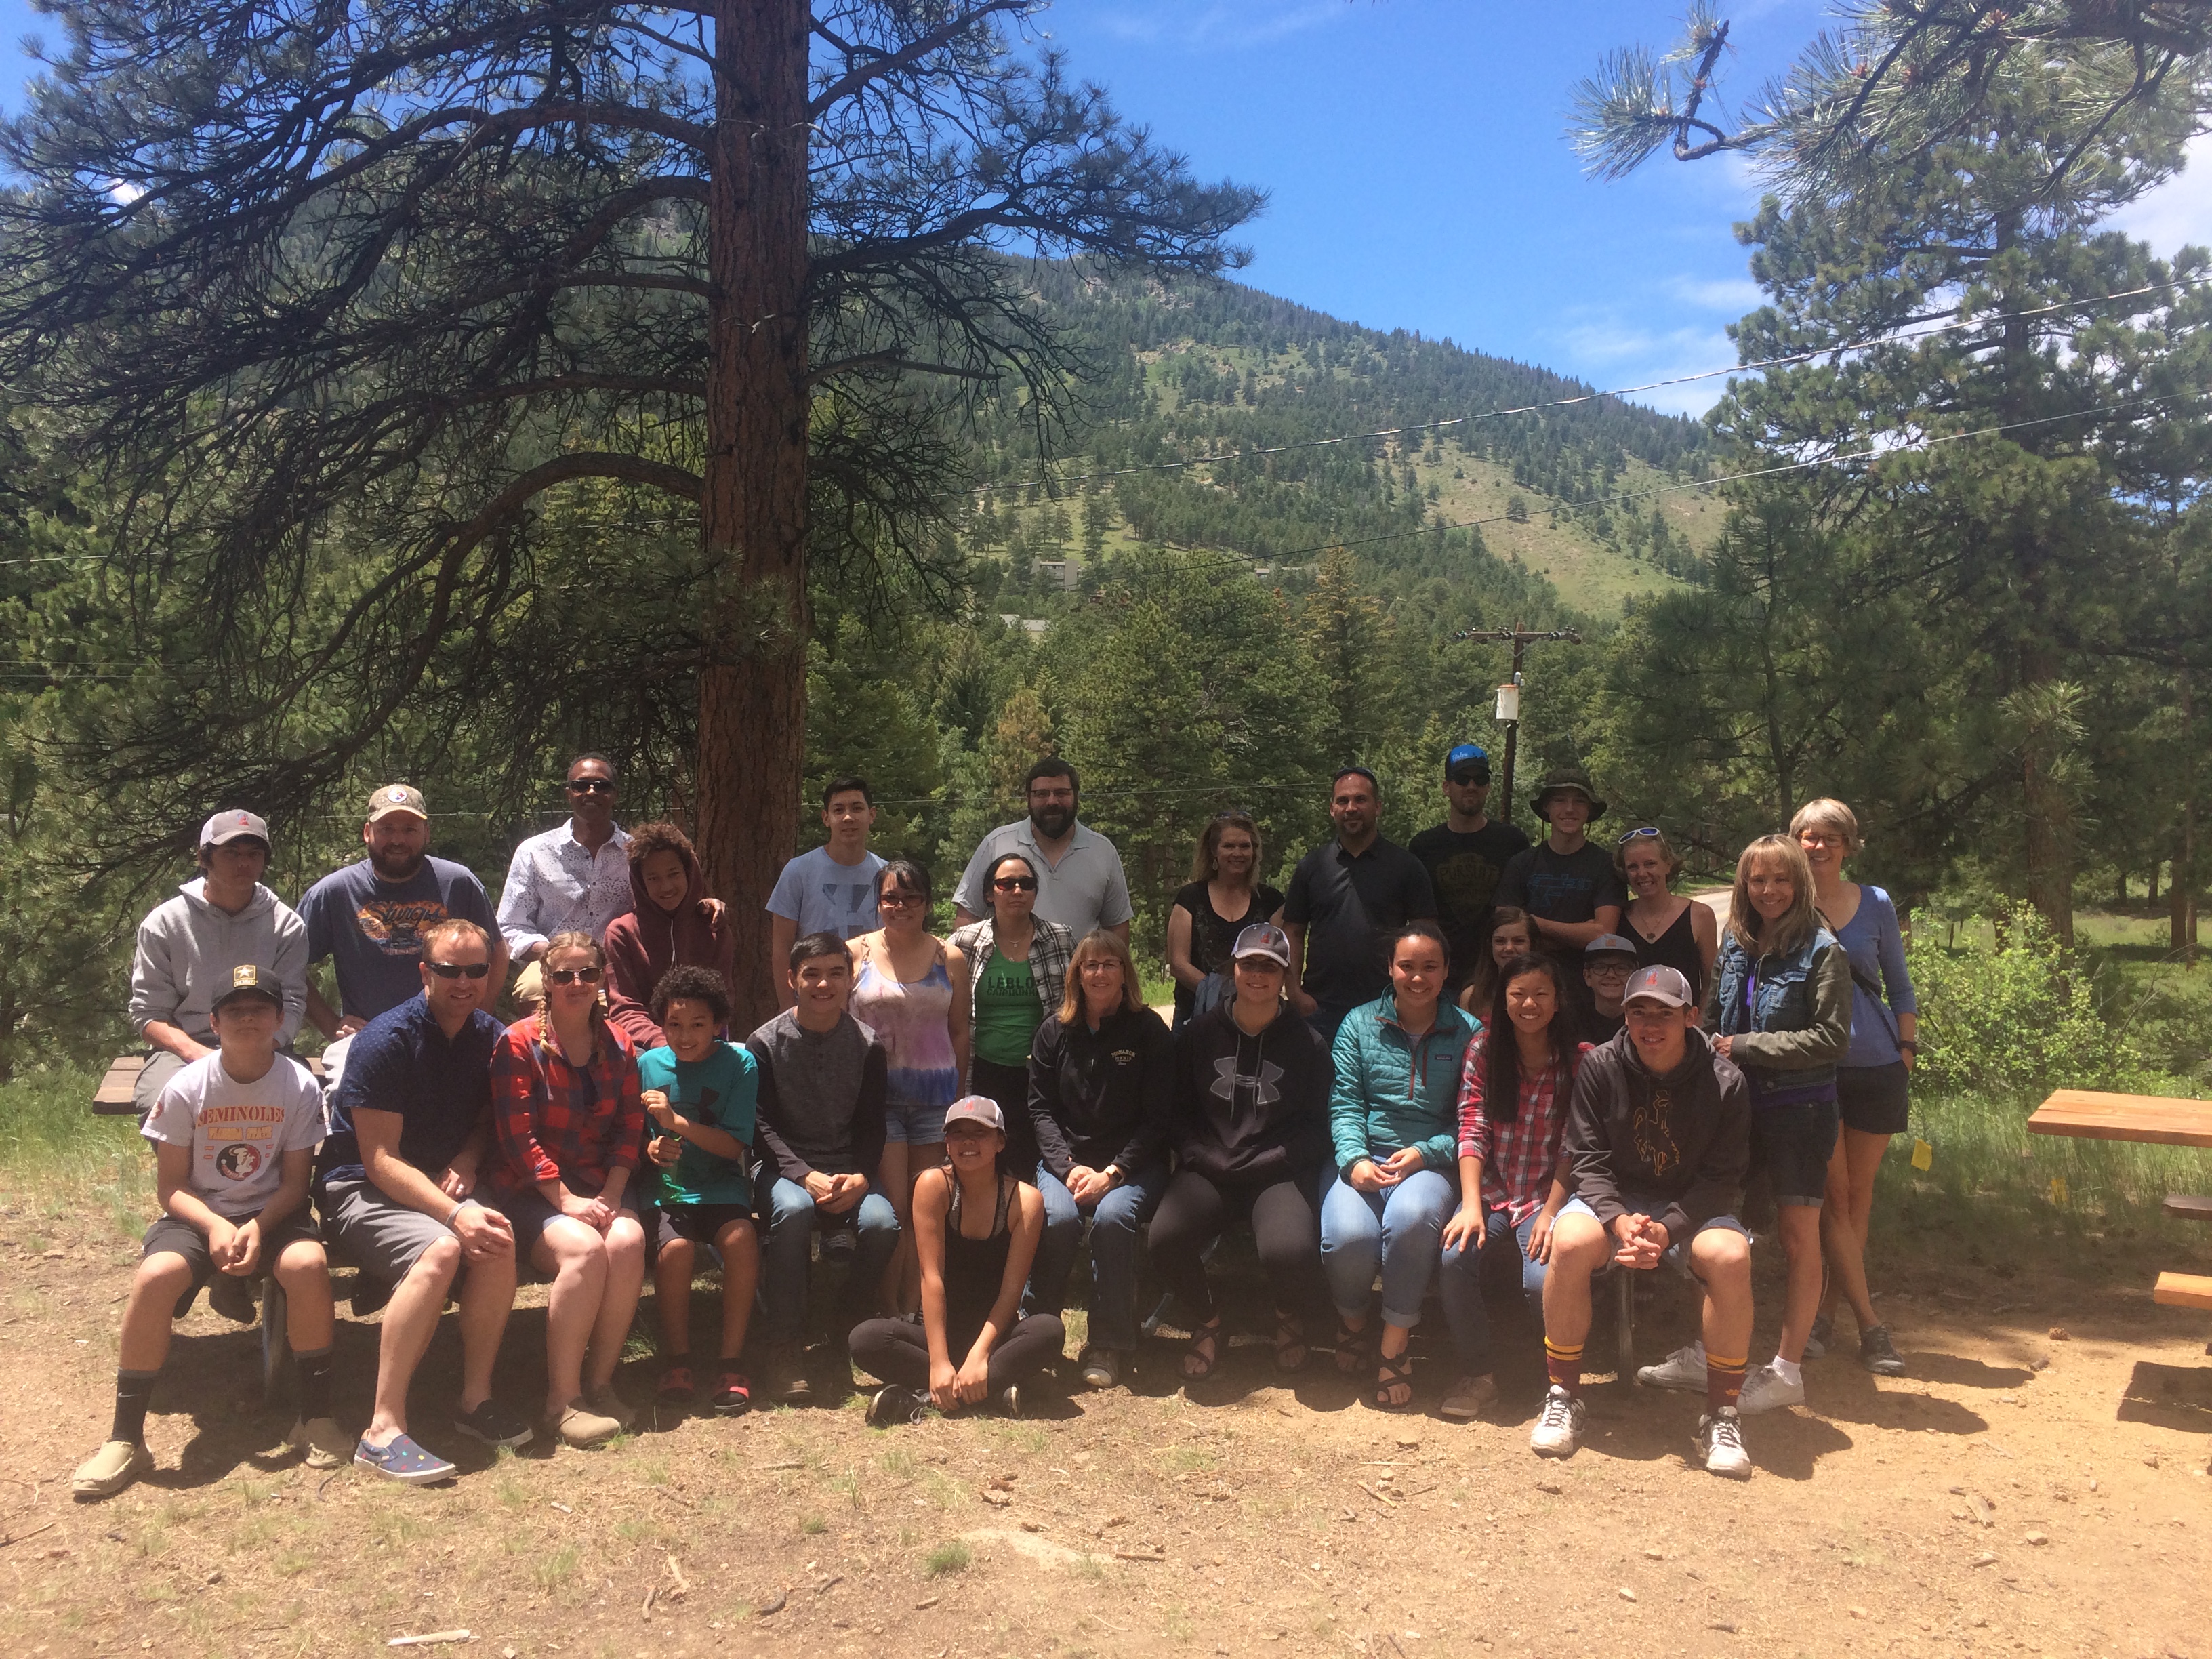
[567, 777, 615, 794]
[546, 966, 603, 985]
[992, 876, 1038, 892]
[426, 961, 491, 979]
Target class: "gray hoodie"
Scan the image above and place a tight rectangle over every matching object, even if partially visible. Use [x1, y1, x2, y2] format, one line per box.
[128, 878, 309, 1046]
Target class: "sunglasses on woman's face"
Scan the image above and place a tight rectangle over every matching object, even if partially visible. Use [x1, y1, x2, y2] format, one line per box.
[426, 961, 491, 979]
[992, 876, 1038, 892]
[878, 890, 925, 909]
[546, 966, 602, 985]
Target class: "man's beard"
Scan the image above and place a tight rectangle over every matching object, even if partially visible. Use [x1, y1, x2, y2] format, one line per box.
[1029, 804, 1074, 839]
[371, 847, 426, 882]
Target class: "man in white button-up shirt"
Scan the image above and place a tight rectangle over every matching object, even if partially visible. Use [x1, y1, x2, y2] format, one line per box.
[497, 755, 635, 965]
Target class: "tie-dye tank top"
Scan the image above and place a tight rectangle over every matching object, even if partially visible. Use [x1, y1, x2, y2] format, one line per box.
[851, 947, 962, 1109]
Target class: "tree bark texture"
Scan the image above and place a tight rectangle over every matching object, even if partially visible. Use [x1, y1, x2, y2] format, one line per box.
[697, 0, 813, 1029]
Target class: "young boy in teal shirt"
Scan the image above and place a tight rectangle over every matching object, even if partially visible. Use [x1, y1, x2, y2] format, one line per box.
[638, 965, 760, 1414]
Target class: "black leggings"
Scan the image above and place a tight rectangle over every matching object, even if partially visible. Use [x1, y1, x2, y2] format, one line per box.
[848, 1313, 1067, 1395]
[1146, 1169, 1320, 1326]
[968, 1056, 1042, 1177]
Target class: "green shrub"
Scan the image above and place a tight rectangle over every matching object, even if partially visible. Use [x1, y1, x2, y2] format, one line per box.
[1907, 905, 2167, 1099]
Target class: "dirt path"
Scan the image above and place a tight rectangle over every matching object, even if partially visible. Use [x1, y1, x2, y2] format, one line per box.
[1, 1214, 2205, 1659]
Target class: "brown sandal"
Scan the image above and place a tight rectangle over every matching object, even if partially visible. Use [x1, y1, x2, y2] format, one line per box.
[1372, 1347, 1415, 1411]
[1274, 1315, 1309, 1374]
[1333, 1313, 1373, 1375]
[1181, 1316, 1223, 1381]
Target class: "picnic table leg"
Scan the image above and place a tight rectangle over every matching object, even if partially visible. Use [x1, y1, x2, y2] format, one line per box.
[260, 1278, 290, 1407]
[1616, 1269, 1636, 1383]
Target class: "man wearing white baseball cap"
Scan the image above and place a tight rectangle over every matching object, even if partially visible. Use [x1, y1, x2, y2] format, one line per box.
[127, 811, 308, 1121]
[1531, 964, 1758, 1479]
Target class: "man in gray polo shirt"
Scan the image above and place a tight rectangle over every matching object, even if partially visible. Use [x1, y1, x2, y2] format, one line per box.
[954, 758, 1132, 942]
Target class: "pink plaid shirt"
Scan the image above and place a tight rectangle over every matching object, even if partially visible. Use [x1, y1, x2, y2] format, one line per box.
[1456, 1031, 1582, 1224]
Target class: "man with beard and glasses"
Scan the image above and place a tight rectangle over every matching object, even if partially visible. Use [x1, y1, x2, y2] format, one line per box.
[954, 758, 1132, 944]
[301, 786, 504, 1094]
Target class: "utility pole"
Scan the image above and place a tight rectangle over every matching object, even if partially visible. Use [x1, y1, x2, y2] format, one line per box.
[1455, 620, 1582, 826]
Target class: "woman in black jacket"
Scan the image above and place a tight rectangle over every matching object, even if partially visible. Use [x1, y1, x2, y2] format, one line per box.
[1148, 922, 1331, 1380]
[1026, 930, 1172, 1391]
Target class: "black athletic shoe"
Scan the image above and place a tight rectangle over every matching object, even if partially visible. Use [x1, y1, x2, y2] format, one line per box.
[866, 1385, 924, 1427]
[1859, 1324, 1906, 1376]
[995, 1384, 1023, 1420]
[452, 1399, 535, 1450]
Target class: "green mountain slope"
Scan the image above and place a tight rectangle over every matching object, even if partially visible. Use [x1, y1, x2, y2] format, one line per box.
[962, 264, 1719, 620]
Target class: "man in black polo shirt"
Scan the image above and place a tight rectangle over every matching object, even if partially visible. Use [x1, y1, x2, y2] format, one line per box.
[1282, 766, 1438, 1046]
[1496, 767, 1625, 1004]
[1408, 743, 1531, 997]
[316, 918, 531, 1483]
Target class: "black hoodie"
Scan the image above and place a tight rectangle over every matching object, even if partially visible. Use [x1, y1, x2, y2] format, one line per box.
[1168, 1002, 1331, 1186]
[1562, 1025, 1750, 1242]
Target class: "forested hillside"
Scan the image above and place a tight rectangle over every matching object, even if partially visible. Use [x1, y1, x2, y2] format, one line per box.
[962, 263, 1717, 617]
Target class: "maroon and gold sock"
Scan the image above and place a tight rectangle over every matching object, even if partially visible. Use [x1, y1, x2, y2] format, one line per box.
[1706, 1352, 1747, 1411]
[1544, 1338, 1584, 1398]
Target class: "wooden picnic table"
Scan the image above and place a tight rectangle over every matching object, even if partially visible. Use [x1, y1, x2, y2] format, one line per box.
[2029, 1088, 2212, 1318]
[2026, 1089, 2212, 1149]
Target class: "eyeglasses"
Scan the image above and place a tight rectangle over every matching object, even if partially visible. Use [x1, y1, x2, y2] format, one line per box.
[426, 961, 491, 980]
[1078, 959, 1121, 974]
[991, 876, 1038, 892]
[546, 966, 603, 985]
[566, 777, 615, 794]
[878, 890, 926, 909]
[1616, 826, 1662, 846]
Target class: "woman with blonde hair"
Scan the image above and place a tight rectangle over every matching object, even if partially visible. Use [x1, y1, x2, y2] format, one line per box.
[1644, 835, 1848, 1418]
[1791, 798, 1914, 1376]
[1614, 826, 1718, 1003]
[1166, 812, 1284, 1029]
[1024, 929, 1171, 1388]
[489, 930, 649, 1448]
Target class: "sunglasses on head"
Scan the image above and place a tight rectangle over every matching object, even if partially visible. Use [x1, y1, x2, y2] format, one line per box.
[426, 961, 491, 979]
[992, 875, 1038, 891]
[1617, 826, 1662, 845]
[546, 966, 603, 985]
[566, 777, 615, 794]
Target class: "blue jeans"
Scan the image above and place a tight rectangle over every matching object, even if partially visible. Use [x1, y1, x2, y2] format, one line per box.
[1319, 1168, 1456, 1331]
[762, 1177, 899, 1346]
[1029, 1158, 1167, 1352]
[1438, 1207, 1549, 1374]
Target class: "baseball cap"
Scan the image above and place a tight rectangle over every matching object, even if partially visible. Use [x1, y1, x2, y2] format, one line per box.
[943, 1095, 1005, 1133]
[1583, 933, 1641, 961]
[1622, 965, 1694, 1008]
[365, 783, 428, 823]
[210, 962, 285, 1012]
[1231, 922, 1293, 967]
[1444, 743, 1490, 782]
[199, 811, 270, 850]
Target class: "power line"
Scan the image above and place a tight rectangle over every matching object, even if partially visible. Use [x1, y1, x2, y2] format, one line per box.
[966, 271, 2212, 499]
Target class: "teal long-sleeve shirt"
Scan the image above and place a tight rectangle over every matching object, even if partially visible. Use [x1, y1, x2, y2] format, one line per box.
[1328, 994, 1479, 1175]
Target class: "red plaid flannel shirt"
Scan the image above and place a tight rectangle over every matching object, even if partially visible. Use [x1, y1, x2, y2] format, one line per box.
[489, 1014, 644, 1197]
[1456, 1031, 1581, 1224]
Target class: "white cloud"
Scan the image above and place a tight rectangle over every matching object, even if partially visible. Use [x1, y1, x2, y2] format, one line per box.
[1096, 2, 1349, 51]
[1549, 310, 1740, 417]
[1664, 274, 1765, 312]
[2107, 134, 2212, 258]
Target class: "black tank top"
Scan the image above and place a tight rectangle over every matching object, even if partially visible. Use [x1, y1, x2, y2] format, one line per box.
[1634, 902, 1707, 1004]
[942, 1172, 1015, 1337]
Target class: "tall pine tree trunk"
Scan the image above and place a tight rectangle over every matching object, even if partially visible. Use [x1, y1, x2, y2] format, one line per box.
[697, 0, 812, 1027]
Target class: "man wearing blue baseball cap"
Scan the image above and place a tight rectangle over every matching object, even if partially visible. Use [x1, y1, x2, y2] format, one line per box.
[1409, 744, 1531, 996]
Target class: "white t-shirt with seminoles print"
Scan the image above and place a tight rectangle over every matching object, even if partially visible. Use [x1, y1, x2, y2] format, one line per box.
[142, 1054, 327, 1219]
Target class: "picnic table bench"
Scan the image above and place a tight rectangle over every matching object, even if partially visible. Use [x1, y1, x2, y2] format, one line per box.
[92, 1051, 325, 1113]
[2028, 1088, 2212, 1334]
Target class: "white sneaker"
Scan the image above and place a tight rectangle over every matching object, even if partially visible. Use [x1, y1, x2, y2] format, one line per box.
[1529, 1385, 1585, 1459]
[1736, 1363, 1805, 1416]
[1696, 1407, 1753, 1479]
[1636, 1340, 1706, 1392]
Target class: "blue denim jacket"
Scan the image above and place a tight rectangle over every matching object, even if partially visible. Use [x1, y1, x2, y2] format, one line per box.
[1708, 927, 1849, 1107]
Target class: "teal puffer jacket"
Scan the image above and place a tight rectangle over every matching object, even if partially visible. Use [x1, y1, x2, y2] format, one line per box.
[1328, 994, 1480, 1175]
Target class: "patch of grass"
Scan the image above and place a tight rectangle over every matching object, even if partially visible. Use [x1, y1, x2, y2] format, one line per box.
[986, 1421, 1048, 1454]
[877, 1448, 916, 1479]
[924, 1540, 972, 1576]
[532, 1544, 581, 1596]
[800, 1514, 827, 1535]
[0, 1067, 151, 1241]
[1159, 1443, 1216, 1474]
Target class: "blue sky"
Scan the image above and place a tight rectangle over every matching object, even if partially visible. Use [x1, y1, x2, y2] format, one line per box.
[0, 0, 2203, 415]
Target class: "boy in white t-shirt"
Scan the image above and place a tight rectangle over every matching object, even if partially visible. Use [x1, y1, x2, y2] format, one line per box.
[74, 964, 341, 1499]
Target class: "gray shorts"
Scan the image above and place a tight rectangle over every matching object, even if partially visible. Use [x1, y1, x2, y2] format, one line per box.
[500, 1183, 640, 1247]
[144, 1211, 321, 1302]
[131, 1050, 191, 1122]
[1559, 1193, 1748, 1277]
[319, 1177, 501, 1287]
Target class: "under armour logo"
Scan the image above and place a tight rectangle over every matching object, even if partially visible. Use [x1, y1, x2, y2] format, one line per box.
[1210, 1054, 1282, 1107]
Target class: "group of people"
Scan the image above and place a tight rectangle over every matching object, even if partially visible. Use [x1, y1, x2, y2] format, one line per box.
[81, 744, 1917, 1497]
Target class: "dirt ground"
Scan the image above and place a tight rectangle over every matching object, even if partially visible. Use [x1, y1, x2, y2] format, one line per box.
[1, 1210, 2207, 1659]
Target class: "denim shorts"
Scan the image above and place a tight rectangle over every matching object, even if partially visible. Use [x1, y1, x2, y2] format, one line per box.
[1837, 1062, 1910, 1137]
[882, 1097, 949, 1146]
[1752, 1100, 1841, 1206]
